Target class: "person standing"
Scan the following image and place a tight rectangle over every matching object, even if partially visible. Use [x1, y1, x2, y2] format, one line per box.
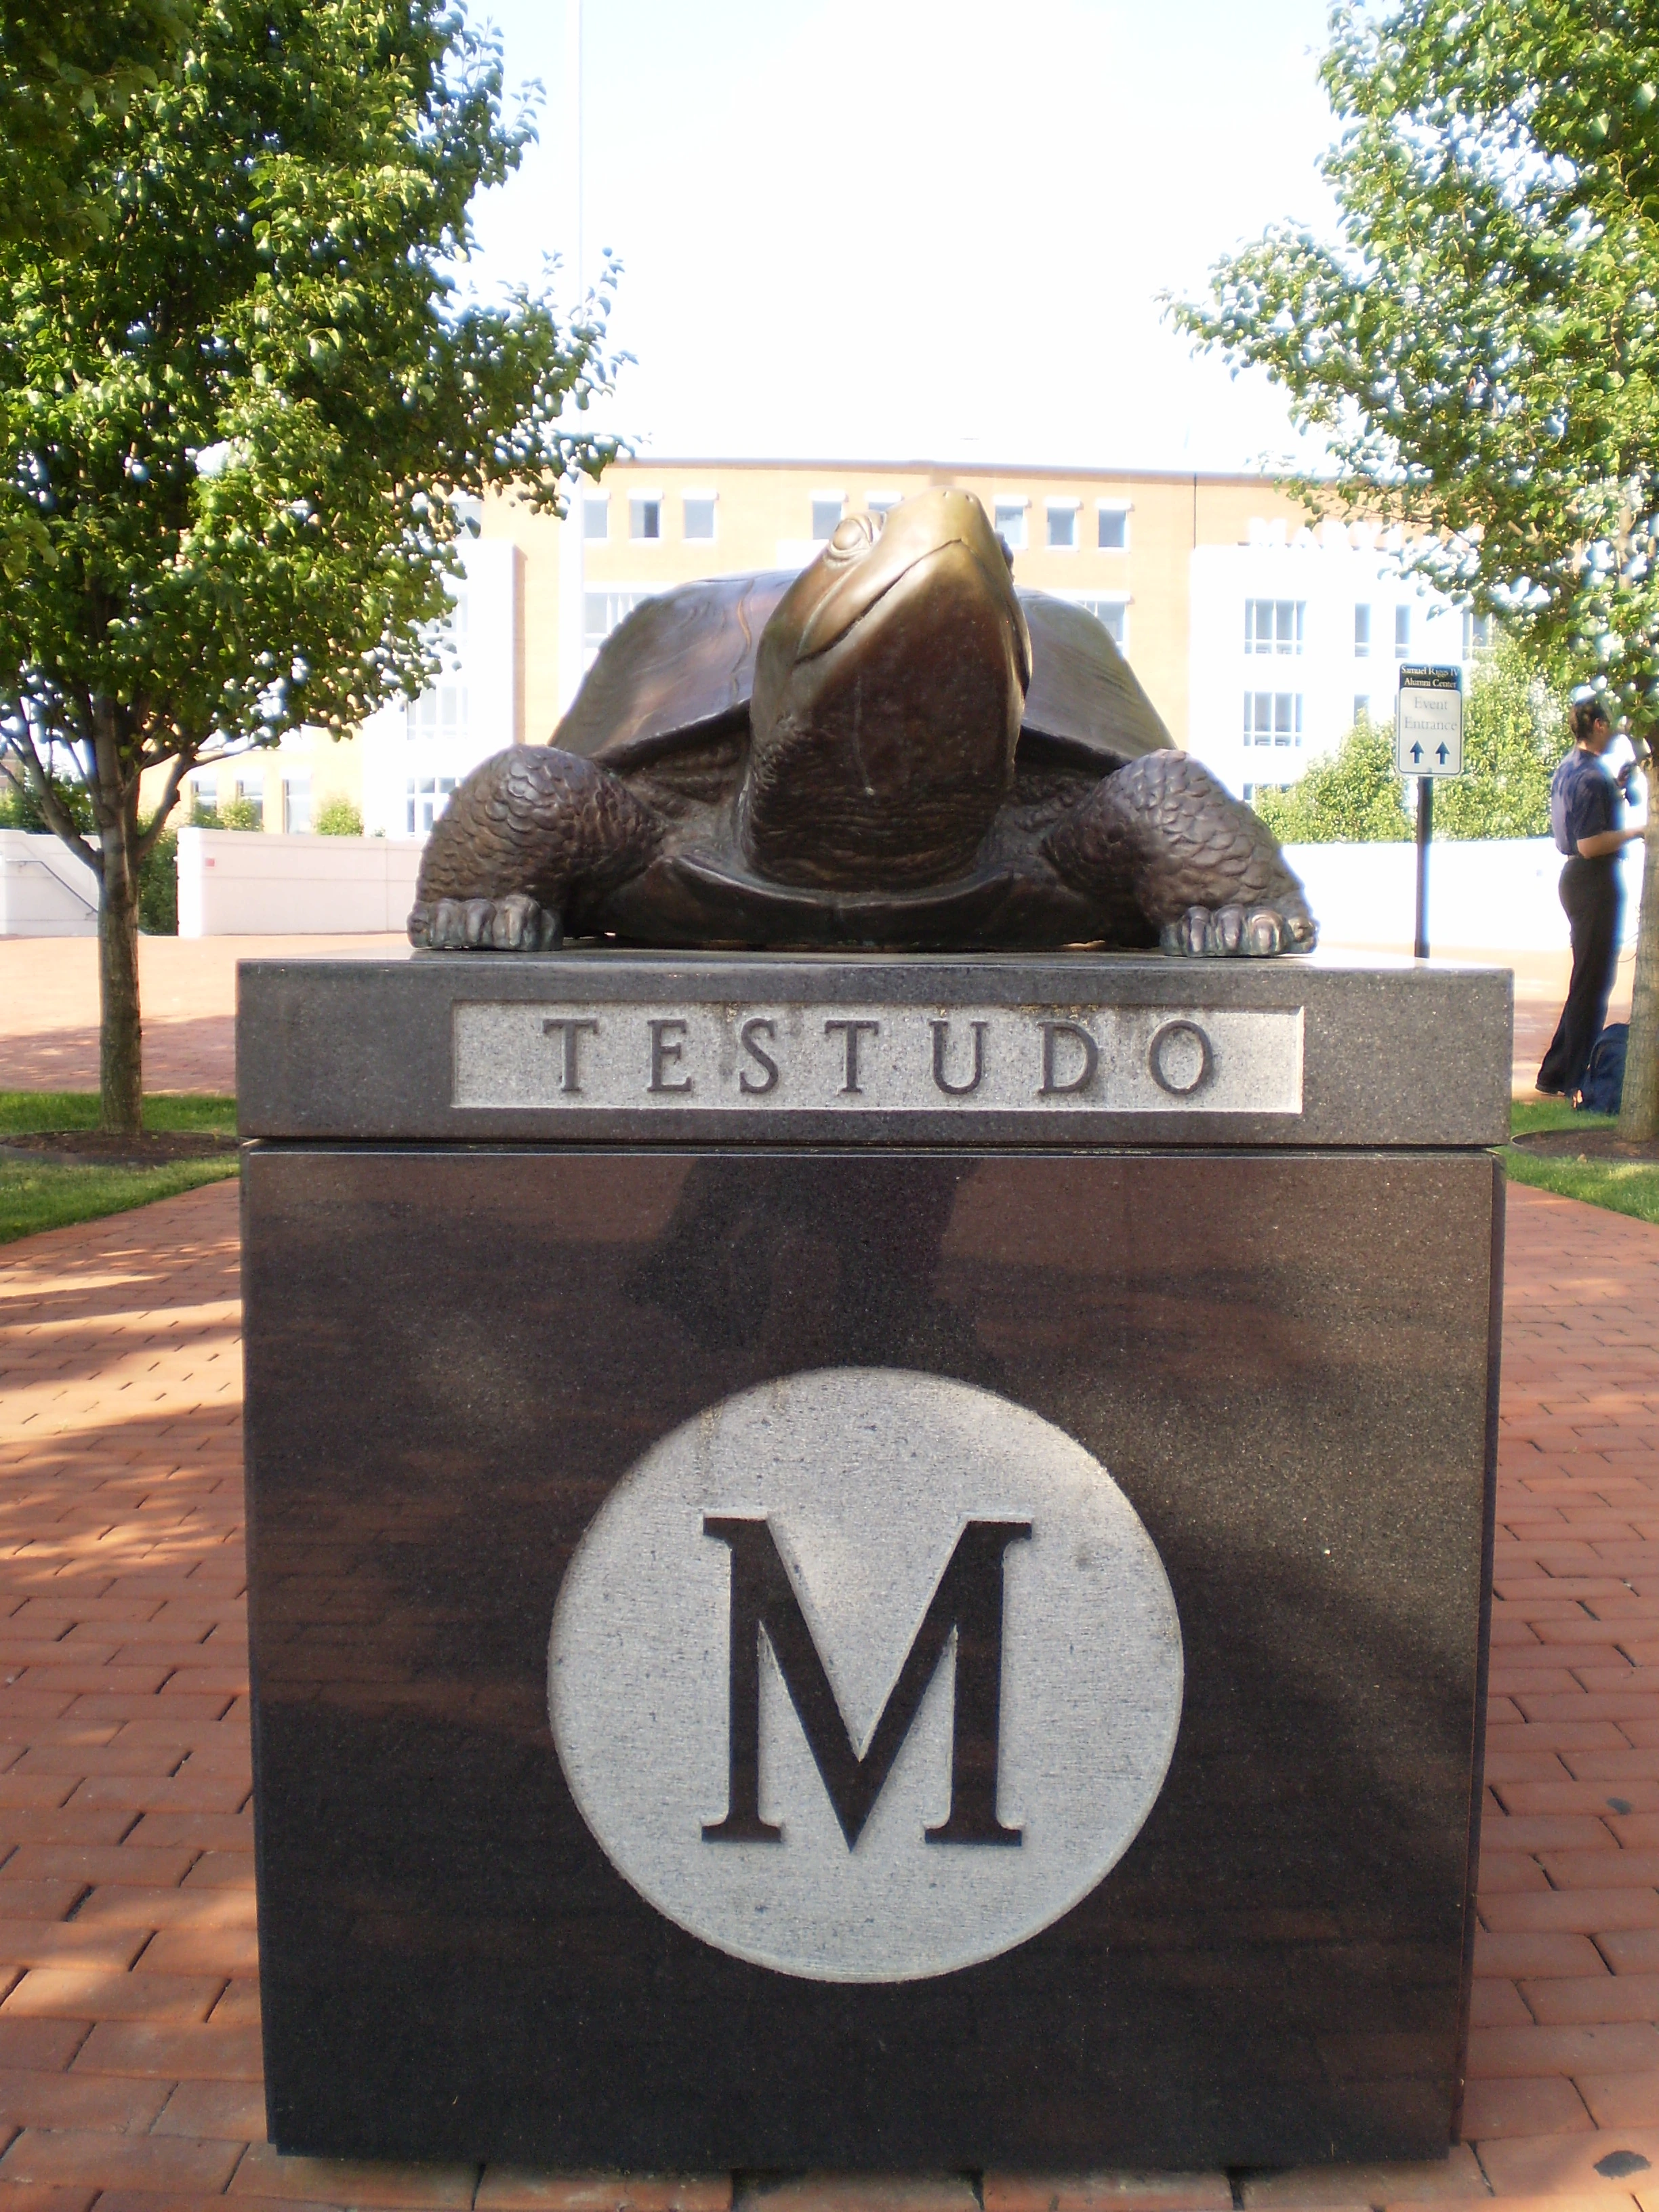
[1538, 699, 1645, 1100]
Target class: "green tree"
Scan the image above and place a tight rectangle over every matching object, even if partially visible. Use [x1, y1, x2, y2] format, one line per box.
[1436, 639, 1570, 840]
[0, 0, 623, 1133]
[1171, 0, 1659, 1134]
[0, 3, 194, 251]
[1253, 720, 1410, 844]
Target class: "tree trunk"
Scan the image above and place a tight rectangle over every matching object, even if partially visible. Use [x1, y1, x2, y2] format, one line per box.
[98, 804, 144, 1138]
[1620, 767, 1659, 1140]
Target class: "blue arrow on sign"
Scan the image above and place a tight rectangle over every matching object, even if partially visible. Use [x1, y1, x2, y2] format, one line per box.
[1410, 742, 1423, 762]
[1436, 742, 1449, 763]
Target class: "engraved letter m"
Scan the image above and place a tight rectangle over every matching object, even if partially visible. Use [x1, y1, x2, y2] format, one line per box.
[701, 1517, 1031, 1850]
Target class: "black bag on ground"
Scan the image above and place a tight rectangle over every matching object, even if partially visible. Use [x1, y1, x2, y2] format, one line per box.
[1580, 1022, 1629, 1113]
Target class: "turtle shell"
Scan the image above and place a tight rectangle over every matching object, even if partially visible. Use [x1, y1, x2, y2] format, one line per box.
[551, 575, 1172, 775]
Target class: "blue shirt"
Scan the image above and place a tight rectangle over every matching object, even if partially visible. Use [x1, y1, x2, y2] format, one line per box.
[1551, 748, 1622, 857]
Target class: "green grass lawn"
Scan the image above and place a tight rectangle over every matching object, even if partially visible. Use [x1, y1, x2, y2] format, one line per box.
[0, 1091, 234, 1136]
[1502, 1098, 1659, 1225]
[0, 1092, 237, 1248]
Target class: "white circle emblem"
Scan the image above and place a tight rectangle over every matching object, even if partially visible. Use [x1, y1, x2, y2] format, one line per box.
[548, 1367, 1183, 1983]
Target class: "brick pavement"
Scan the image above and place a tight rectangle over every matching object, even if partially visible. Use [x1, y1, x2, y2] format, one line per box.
[0, 939, 409, 1094]
[3, 1172, 1659, 2207]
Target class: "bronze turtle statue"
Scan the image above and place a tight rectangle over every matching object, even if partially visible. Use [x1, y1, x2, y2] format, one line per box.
[408, 487, 1316, 956]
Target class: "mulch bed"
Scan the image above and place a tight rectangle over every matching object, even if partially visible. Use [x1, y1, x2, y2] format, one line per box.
[0, 1130, 237, 1169]
[1511, 1128, 1659, 1164]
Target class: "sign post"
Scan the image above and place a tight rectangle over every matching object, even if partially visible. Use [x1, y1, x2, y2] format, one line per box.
[1395, 664, 1465, 958]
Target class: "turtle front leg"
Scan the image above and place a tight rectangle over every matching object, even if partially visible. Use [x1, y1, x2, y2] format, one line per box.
[1044, 752, 1317, 956]
[409, 747, 661, 951]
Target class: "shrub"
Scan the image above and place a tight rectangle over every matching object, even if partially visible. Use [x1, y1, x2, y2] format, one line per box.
[138, 827, 177, 935]
[1253, 720, 1410, 843]
[314, 793, 363, 836]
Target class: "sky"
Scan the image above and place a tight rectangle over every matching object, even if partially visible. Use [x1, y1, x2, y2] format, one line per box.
[461, 0, 1342, 474]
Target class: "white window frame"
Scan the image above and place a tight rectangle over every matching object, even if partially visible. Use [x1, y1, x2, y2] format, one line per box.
[583, 495, 609, 542]
[583, 588, 657, 657]
[1095, 501, 1130, 551]
[1242, 691, 1305, 748]
[628, 491, 664, 543]
[1353, 604, 1371, 658]
[405, 774, 459, 836]
[1065, 592, 1130, 653]
[1394, 605, 1412, 658]
[1244, 599, 1307, 657]
[810, 489, 847, 541]
[1046, 497, 1081, 550]
[681, 489, 718, 542]
[993, 497, 1029, 550]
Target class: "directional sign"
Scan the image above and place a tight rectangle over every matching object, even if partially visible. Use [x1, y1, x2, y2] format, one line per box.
[1395, 663, 1464, 777]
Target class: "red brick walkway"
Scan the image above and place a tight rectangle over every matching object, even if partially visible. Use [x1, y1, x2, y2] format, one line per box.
[2, 1176, 1658, 2209]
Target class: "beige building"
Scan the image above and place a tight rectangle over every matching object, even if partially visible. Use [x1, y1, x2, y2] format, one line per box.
[171, 458, 1487, 839]
[491, 457, 1312, 759]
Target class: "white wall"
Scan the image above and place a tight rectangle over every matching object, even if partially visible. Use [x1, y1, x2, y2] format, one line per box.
[0, 831, 98, 936]
[177, 828, 422, 937]
[1286, 836, 1644, 954]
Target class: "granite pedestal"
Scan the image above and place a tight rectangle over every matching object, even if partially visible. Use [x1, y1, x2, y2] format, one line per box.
[238, 951, 1510, 2174]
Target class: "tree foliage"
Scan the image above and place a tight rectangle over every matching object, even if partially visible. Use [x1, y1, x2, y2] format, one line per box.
[0, 3, 194, 250]
[0, 0, 624, 1130]
[1172, 0, 1659, 1129]
[1172, 0, 1659, 726]
[1436, 637, 1570, 837]
[1255, 638, 1569, 842]
[1254, 720, 1410, 842]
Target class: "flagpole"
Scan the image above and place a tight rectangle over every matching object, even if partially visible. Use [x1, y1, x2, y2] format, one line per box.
[556, 0, 585, 720]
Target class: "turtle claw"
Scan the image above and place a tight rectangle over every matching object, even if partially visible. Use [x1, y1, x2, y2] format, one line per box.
[1161, 903, 1317, 958]
[407, 895, 562, 952]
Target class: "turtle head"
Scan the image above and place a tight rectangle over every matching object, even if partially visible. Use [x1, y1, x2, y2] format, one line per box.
[740, 488, 1031, 889]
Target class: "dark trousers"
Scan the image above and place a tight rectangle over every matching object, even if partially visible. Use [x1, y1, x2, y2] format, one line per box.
[1538, 855, 1622, 1095]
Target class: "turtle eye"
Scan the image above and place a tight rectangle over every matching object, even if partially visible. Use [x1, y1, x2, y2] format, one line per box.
[825, 514, 875, 561]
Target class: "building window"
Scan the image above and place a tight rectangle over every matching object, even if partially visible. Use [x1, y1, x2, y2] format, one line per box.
[1244, 691, 1304, 747]
[282, 777, 311, 834]
[1395, 605, 1411, 657]
[1076, 597, 1128, 649]
[583, 497, 608, 541]
[1464, 610, 1492, 657]
[405, 775, 458, 835]
[1097, 505, 1128, 550]
[1353, 695, 1371, 726]
[232, 776, 264, 828]
[1354, 605, 1371, 657]
[811, 497, 844, 541]
[583, 590, 655, 655]
[1046, 503, 1078, 549]
[630, 497, 661, 541]
[866, 495, 900, 522]
[407, 684, 468, 737]
[994, 501, 1028, 549]
[1245, 599, 1305, 655]
[683, 497, 716, 541]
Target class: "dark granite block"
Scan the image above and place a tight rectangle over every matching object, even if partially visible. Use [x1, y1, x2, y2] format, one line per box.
[242, 1142, 1500, 2172]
